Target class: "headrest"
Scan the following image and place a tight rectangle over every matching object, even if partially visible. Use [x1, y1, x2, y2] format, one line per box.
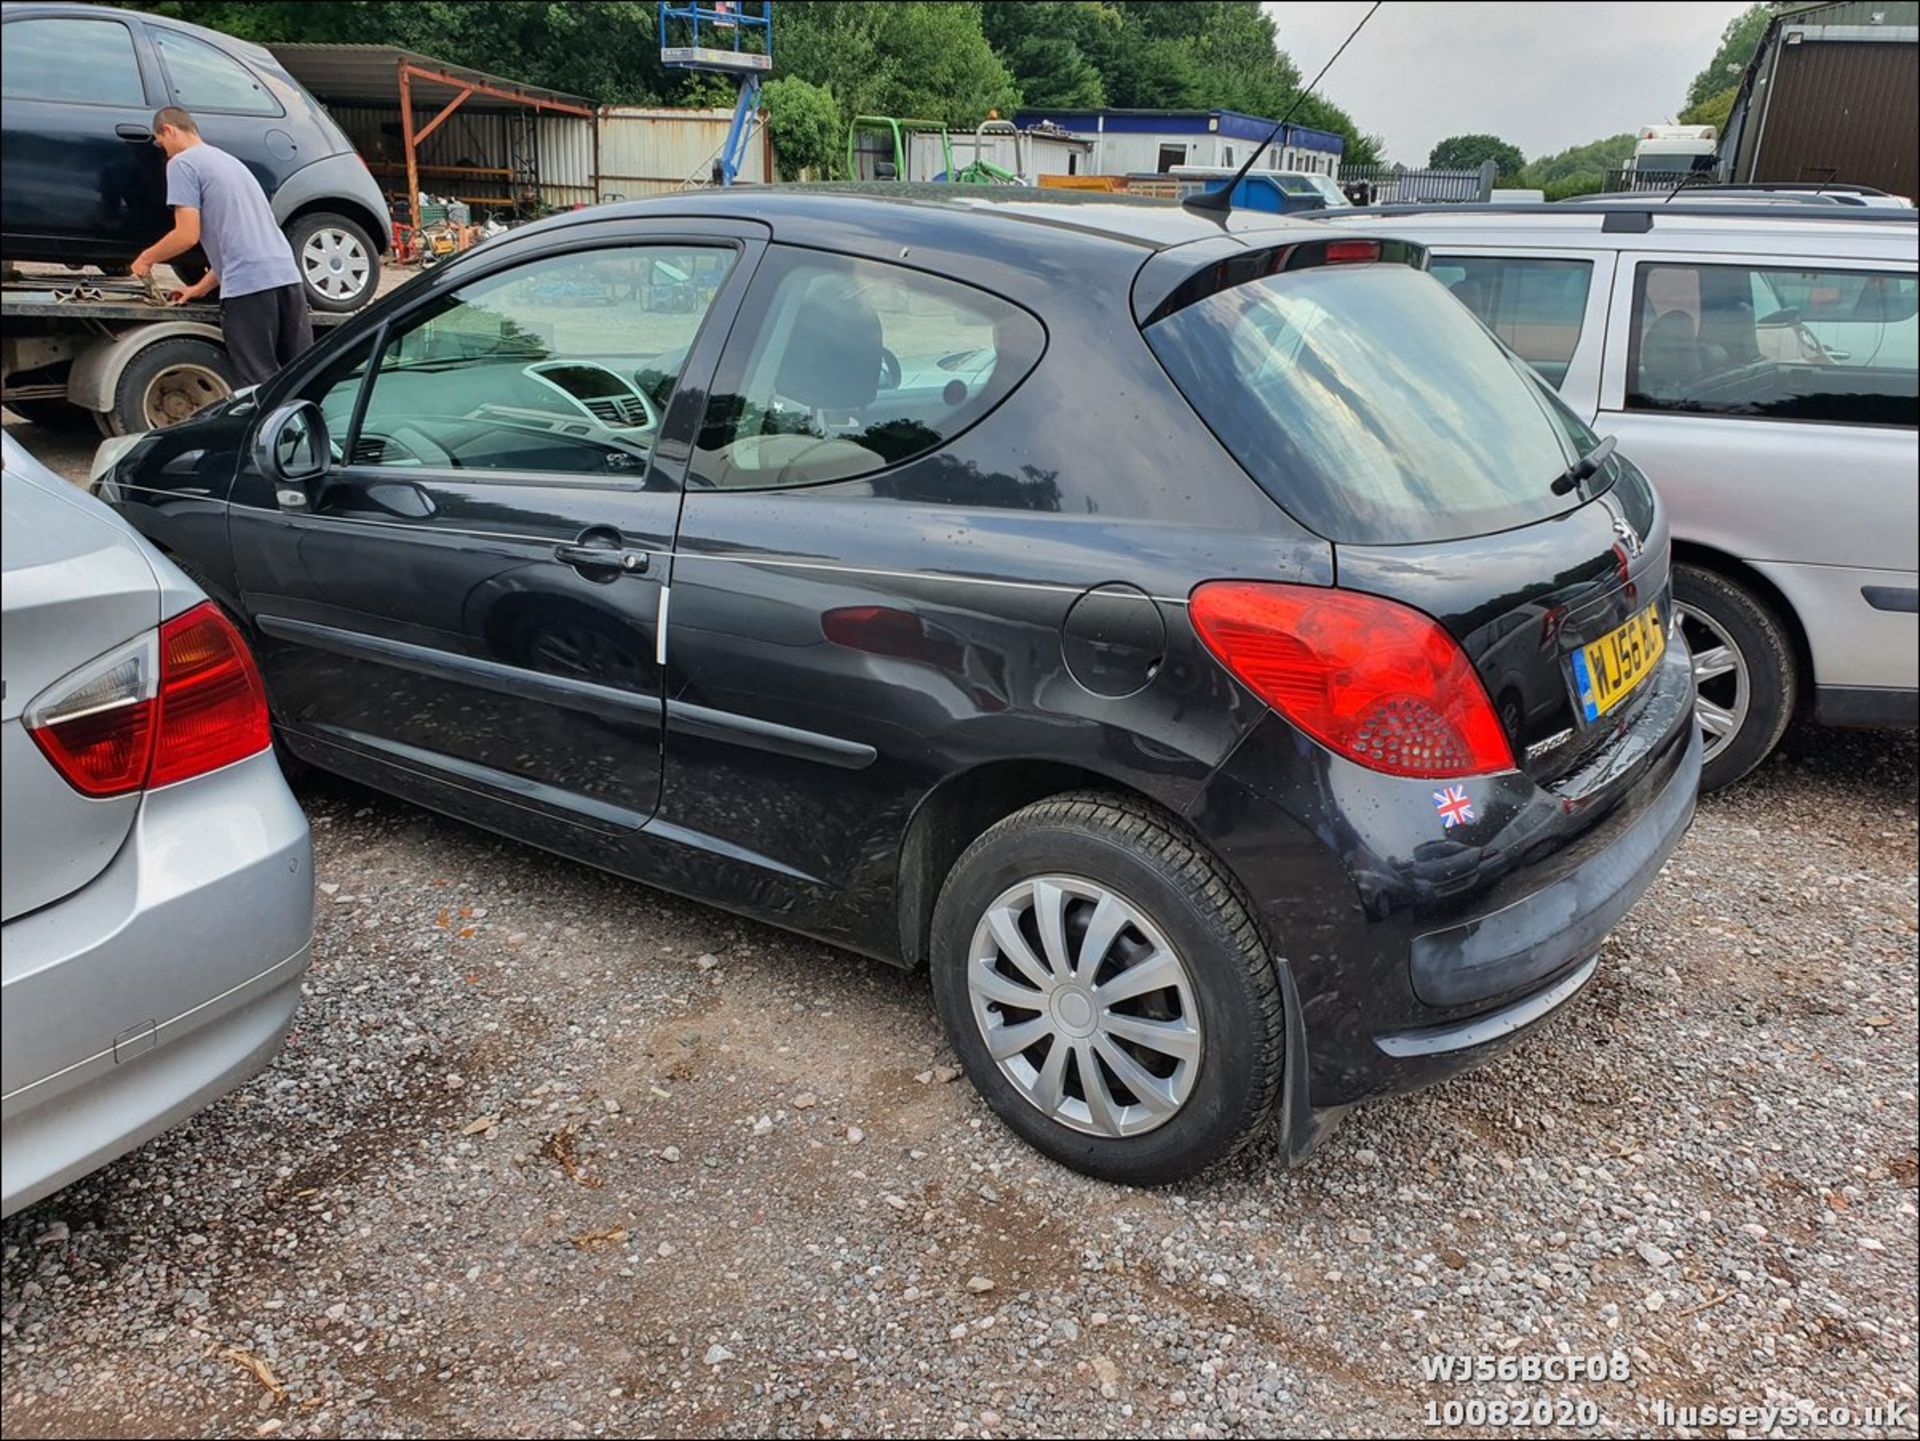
[776, 278, 882, 411]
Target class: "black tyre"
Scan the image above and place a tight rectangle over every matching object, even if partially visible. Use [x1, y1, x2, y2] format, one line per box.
[929, 791, 1285, 1184]
[1674, 563, 1797, 793]
[286, 210, 380, 312]
[104, 336, 234, 436]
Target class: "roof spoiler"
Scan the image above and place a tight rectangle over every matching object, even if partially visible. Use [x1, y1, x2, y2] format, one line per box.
[1132, 234, 1425, 328]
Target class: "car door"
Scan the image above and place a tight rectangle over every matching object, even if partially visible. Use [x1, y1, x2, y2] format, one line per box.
[1425, 247, 1615, 413]
[0, 10, 164, 254]
[143, 22, 289, 197]
[228, 219, 765, 843]
[1598, 249, 1919, 693]
[658, 244, 1054, 923]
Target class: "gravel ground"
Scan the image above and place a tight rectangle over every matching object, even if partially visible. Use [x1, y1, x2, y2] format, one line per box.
[1, 722, 1913, 1439]
[4, 416, 1916, 1437]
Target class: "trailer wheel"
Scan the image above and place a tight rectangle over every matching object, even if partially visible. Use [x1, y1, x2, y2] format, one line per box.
[103, 336, 234, 436]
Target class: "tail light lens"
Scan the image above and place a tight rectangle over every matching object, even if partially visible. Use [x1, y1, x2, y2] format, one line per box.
[27, 603, 270, 797]
[25, 636, 158, 797]
[1189, 581, 1515, 778]
[148, 604, 273, 787]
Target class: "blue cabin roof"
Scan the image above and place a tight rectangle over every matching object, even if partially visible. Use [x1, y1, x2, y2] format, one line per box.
[1013, 107, 1344, 154]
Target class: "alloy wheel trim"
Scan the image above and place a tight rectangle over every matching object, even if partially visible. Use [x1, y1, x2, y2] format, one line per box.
[966, 874, 1202, 1139]
[1676, 600, 1751, 765]
[301, 227, 372, 301]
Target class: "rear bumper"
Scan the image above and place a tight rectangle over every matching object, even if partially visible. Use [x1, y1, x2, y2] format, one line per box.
[1, 751, 313, 1217]
[1190, 635, 1699, 1128]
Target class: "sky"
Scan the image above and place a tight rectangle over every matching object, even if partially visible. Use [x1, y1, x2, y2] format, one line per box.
[1262, 1, 1752, 163]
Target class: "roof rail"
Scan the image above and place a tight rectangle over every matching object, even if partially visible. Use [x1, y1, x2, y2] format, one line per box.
[1331, 201, 1916, 225]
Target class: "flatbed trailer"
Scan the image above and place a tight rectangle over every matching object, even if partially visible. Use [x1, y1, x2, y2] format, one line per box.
[1, 277, 351, 437]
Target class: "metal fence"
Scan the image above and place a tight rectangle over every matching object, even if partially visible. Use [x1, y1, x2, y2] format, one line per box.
[1337, 161, 1497, 204]
[1601, 167, 1729, 193]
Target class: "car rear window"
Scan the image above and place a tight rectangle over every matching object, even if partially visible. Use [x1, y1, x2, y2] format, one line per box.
[1145, 263, 1593, 545]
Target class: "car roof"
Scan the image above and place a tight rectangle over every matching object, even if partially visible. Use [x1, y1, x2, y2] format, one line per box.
[0, 2, 281, 64]
[523, 183, 1336, 257]
[1322, 203, 1917, 261]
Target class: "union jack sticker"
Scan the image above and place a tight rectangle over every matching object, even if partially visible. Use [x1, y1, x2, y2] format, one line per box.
[1432, 785, 1476, 829]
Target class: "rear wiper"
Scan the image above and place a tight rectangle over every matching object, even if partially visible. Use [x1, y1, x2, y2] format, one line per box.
[1549, 434, 1617, 496]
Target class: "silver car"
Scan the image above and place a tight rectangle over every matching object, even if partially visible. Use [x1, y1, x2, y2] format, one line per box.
[1, 431, 312, 1217]
[1325, 202, 1919, 790]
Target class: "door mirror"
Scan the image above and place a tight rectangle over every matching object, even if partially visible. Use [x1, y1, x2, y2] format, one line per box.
[253, 401, 330, 509]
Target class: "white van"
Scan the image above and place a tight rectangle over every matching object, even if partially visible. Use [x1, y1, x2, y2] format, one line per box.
[1324, 202, 1918, 790]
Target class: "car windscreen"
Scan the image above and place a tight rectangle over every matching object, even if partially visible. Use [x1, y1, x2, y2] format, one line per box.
[1144, 263, 1594, 544]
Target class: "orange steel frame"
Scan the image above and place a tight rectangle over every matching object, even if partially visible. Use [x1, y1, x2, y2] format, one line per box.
[396, 59, 597, 233]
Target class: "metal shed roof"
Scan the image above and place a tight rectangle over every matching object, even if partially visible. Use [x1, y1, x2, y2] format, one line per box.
[266, 43, 595, 113]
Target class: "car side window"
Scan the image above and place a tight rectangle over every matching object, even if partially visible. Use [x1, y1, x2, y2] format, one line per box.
[348, 245, 736, 481]
[1629, 262, 1918, 428]
[692, 248, 1045, 490]
[296, 335, 377, 464]
[0, 18, 146, 106]
[151, 28, 280, 116]
[1433, 255, 1593, 389]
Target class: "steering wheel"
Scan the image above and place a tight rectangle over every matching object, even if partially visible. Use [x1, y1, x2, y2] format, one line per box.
[878, 346, 902, 391]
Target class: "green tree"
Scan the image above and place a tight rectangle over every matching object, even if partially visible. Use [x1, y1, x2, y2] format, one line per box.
[1517, 132, 1635, 196]
[779, 2, 1019, 130]
[982, 2, 1113, 108]
[762, 76, 842, 179]
[1429, 133, 1526, 178]
[1679, 86, 1738, 131]
[1685, 3, 1774, 110]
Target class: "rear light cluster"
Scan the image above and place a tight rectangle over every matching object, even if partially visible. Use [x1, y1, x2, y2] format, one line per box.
[1189, 582, 1515, 779]
[26, 603, 272, 798]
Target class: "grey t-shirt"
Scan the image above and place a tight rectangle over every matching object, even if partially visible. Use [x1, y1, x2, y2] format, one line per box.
[164, 143, 300, 299]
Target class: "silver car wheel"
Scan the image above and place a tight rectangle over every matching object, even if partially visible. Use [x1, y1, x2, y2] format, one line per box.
[966, 875, 1201, 1139]
[300, 227, 371, 302]
[1677, 600, 1750, 766]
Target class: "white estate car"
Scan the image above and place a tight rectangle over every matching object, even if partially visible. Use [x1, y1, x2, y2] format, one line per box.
[1327, 201, 1919, 790]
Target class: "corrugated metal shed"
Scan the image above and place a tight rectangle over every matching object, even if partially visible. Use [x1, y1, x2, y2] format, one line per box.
[269, 43, 593, 112]
[597, 108, 768, 197]
[1722, 1, 1919, 195]
[270, 43, 600, 222]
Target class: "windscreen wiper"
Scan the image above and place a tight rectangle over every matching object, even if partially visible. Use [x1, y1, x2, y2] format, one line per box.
[1549, 434, 1617, 496]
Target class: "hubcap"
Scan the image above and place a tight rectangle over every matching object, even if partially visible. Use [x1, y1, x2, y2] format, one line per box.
[966, 875, 1201, 1139]
[1676, 601, 1750, 765]
[301, 227, 370, 301]
[142, 363, 229, 429]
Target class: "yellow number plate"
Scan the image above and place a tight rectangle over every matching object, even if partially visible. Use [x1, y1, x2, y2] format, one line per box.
[1573, 602, 1665, 722]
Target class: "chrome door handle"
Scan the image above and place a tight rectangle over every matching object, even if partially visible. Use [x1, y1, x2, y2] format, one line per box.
[554, 542, 649, 574]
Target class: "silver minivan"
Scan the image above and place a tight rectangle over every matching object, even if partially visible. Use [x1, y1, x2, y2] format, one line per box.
[1326, 202, 1918, 790]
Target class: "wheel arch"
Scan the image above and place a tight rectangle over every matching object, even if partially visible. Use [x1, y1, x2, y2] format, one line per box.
[894, 759, 1192, 970]
[66, 323, 226, 414]
[282, 197, 391, 257]
[1670, 540, 1813, 713]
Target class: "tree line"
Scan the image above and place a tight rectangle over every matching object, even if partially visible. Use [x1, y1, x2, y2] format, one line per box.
[137, 0, 1385, 178]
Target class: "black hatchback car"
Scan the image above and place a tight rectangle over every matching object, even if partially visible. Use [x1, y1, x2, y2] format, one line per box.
[1, 2, 388, 310]
[95, 186, 1700, 1182]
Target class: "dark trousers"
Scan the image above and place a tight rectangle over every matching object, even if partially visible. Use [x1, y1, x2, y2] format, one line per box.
[221, 282, 314, 388]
